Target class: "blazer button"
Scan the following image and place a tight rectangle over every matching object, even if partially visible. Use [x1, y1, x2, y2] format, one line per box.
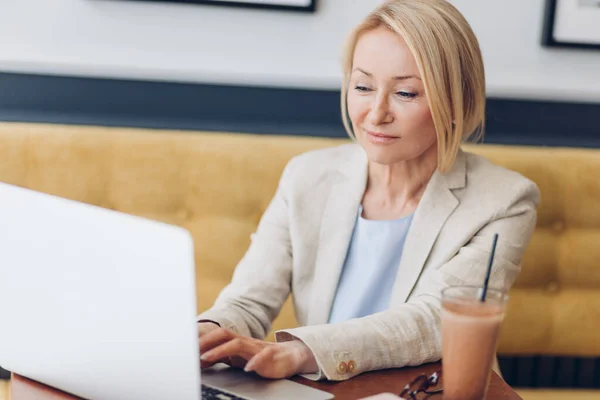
[337, 361, 348, 374]
[347, 360, 356, 373]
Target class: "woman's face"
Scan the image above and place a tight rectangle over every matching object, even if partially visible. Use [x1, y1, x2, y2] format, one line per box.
[347, 27, 438, 166]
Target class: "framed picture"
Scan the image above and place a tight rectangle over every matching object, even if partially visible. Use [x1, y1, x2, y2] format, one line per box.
[542, 0, 600, 49]
[126, 0, 317, 12]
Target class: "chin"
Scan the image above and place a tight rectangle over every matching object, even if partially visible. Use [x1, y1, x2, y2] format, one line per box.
[362, 145, 406, 166]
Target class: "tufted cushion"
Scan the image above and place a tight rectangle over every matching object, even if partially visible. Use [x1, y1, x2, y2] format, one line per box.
[0, 122, 599, 357]
[463, 144, 600, 357]
[0, 122, 341, 337]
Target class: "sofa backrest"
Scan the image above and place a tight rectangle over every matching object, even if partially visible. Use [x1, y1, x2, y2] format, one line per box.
[0, 122, 599, 358]
[464, 144, 600, 358]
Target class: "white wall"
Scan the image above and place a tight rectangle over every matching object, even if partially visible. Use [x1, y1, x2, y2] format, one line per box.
[0, 0, 599, 103]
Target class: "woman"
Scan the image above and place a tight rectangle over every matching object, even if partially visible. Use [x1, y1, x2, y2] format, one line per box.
[197, 0, 539, 381]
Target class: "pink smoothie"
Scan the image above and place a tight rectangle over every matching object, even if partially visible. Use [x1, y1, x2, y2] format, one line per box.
[441, 299, 505, 400]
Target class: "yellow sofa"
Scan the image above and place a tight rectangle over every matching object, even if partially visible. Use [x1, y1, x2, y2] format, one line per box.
[0, 381, 7, 400]
[0, 121, 599, 399]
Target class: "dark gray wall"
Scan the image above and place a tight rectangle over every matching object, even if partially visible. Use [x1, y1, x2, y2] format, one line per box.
[1, 72, 599, 148]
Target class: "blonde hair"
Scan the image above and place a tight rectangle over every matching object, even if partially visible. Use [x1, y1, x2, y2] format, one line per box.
[341, 0, 486, 172]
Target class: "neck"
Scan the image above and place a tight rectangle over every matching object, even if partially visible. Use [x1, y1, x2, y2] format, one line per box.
[365, 145, 438, 209]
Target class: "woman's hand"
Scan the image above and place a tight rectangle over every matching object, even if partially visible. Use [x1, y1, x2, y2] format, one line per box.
[199, 327, 319, 379]
[198, 321, 220, 337]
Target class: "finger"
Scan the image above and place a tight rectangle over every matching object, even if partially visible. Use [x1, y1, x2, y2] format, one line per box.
[201, 355, 242, 370]
[202, 338, 256, 363]
[244, 346, 277, 372]
[199, 328, 236, 354]
[200, 356, 228, 370]
[199, 328, 232, 368]
[201, 338, 259, 363]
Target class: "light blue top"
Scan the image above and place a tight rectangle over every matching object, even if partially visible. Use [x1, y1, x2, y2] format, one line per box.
[328, 206, 414, 324]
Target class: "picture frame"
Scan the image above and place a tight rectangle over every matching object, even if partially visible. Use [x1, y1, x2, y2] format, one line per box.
[542, 0, 600, 49]
[124, 0, 317, 13]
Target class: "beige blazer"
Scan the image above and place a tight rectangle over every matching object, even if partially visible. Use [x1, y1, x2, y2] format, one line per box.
[198, 143, 540, 381]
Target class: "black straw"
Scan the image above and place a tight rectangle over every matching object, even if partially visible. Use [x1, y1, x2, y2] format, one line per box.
[480, 233, 499, 302]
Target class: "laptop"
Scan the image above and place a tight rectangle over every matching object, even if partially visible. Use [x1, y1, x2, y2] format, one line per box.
[0, 182, 333, 400]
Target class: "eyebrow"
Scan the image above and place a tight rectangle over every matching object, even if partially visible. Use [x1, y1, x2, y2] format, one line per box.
[352, 67, 422, 81]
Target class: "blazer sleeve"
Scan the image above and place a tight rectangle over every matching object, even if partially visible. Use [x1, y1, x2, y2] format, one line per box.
[197, 160, 295, 339]
[275, 179, 540, 381]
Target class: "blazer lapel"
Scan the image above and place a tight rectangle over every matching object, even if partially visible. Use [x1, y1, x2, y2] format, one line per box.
[390, 150, 467, 304]
[307, 146, 368, 325]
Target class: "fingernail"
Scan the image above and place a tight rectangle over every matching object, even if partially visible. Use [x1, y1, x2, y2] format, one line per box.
[201, 353, 211, 362]
[244, 363, 254, 372]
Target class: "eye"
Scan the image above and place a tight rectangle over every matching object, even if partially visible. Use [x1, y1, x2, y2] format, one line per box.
[397, 91, 418, 99]
[354, 85, 372, 92]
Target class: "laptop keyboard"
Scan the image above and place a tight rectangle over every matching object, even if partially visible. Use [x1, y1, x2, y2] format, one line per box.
[201, 384, 248, 400]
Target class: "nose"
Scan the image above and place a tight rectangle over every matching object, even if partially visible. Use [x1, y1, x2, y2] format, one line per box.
[367, 95, 393, 126]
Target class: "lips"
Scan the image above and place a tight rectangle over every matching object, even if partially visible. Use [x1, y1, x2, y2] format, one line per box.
[365, 129, 400, 144]
[366, 130, 398, 139]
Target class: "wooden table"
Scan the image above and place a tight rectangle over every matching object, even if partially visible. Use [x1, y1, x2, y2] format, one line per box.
[10, 362, 521, 400]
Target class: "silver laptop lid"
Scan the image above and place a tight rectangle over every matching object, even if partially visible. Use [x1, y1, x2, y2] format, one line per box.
[0, 182, 200, 400]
